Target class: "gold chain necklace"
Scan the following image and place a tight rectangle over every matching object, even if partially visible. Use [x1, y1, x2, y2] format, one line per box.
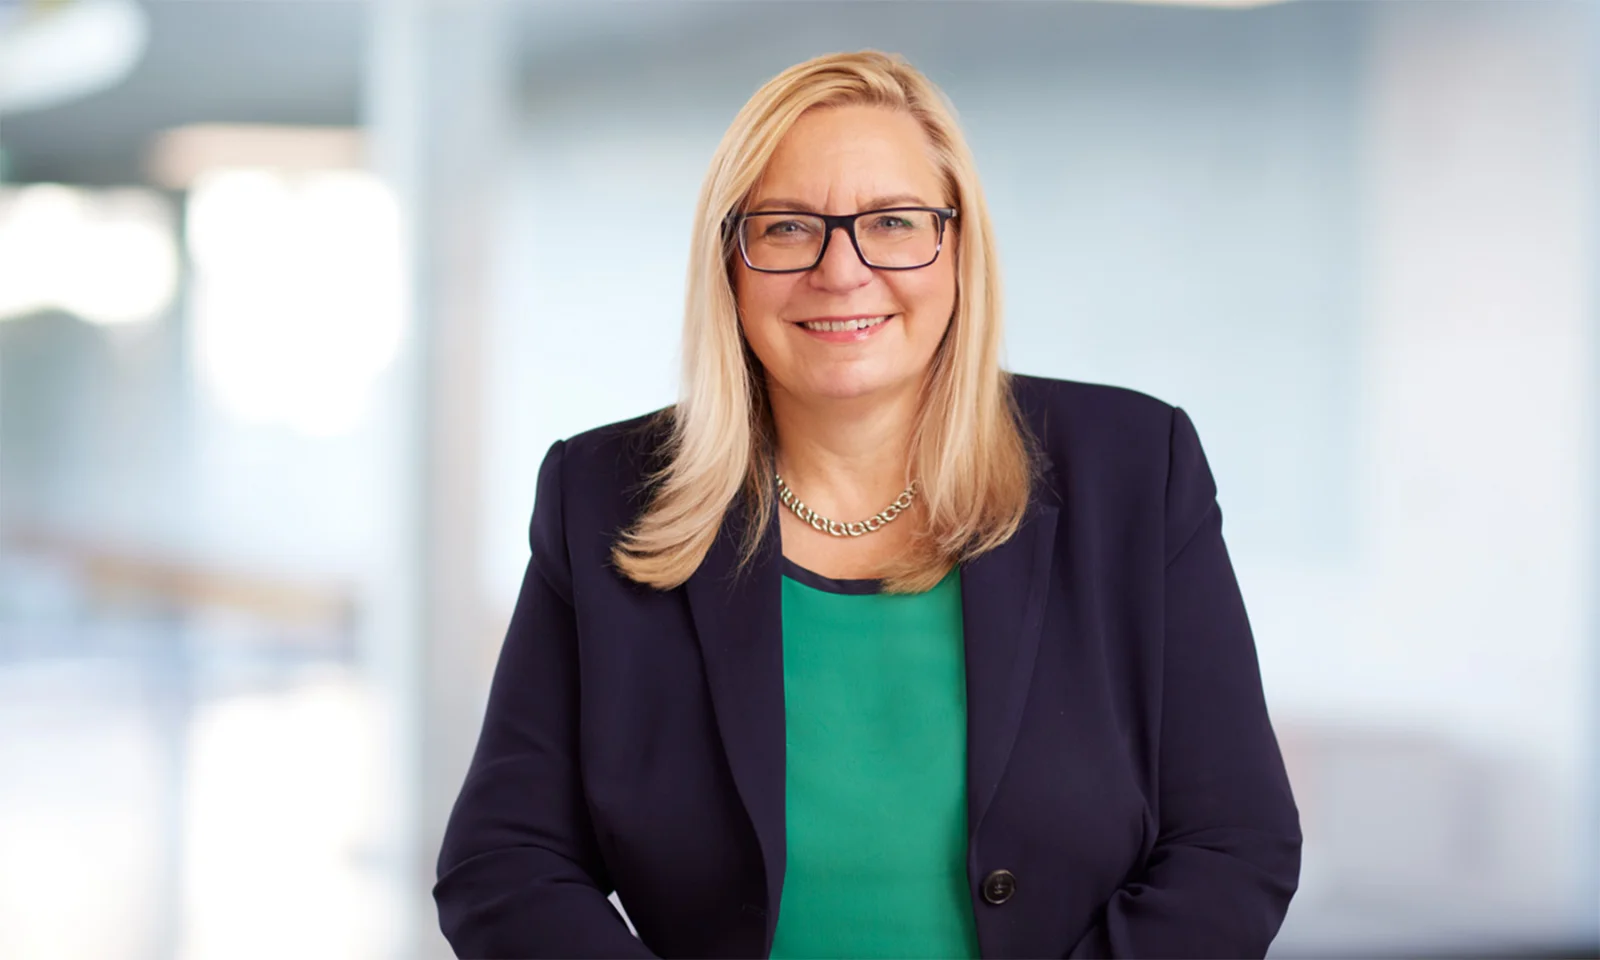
[774, 472, 918, 538]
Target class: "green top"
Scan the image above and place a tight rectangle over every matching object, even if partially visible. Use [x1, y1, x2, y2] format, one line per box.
[769, 559, 979, 960]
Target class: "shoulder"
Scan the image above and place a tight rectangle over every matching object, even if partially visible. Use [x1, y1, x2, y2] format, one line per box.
[540, 405, 676, 522]
[527, 407, 674, 593]
[1007, 373, 1218, 551]
[1007, 372, 1179, 470]
[555, 406, 674, 486]
[1009, 371, 1173, 421]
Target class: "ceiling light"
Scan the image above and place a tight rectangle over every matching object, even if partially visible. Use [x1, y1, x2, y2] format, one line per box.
[0, 0, 149, 114]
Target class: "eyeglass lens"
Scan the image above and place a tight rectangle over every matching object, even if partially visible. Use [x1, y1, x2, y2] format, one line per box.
[739, 209, 943, 271]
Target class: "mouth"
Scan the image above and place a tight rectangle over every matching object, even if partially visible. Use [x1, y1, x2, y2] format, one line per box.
[793, 314, 895, 342]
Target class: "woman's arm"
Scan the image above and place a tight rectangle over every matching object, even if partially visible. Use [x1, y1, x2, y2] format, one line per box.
[1068, 407, 1302, 959]
[434, 440, 657, 959]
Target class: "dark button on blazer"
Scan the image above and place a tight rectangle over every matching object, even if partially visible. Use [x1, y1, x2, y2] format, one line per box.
[435, 374, 1302, 959]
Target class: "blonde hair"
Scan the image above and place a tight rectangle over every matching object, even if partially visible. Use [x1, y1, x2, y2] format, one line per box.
[613, 50, 1034, 594]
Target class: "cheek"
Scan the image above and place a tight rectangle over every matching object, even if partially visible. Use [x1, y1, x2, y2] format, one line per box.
[734, 265, 781, 322]
[733, 271, 791, 358]
[897, 266, 958, 326]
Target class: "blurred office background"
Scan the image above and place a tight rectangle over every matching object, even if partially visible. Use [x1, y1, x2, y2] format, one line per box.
[0, 0, 1595, 958]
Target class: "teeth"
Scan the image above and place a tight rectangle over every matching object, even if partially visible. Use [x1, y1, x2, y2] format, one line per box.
[801, 315, 891, 333]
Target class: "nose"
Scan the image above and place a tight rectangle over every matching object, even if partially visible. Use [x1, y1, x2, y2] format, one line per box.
[808, 224, 873, 292]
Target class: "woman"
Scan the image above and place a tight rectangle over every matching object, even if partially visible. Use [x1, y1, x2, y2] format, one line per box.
[435, 51, 1301, 959]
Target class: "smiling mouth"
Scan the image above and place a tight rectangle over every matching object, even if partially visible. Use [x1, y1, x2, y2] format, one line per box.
[797, 315, 893, 333]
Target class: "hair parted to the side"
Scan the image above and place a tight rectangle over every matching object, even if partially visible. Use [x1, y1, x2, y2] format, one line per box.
[612, 50, 1036, 594]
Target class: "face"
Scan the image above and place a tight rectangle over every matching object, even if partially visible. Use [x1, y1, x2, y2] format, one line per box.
[733, 104, 958, 407]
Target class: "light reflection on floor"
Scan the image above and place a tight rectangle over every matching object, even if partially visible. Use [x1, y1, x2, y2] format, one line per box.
[0, 629, 397, 960]
[0, 658, 165, 960]
[180, 669, 388, 960]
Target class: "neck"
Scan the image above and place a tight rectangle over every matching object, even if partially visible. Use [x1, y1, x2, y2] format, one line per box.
[767, 379, 921, 517]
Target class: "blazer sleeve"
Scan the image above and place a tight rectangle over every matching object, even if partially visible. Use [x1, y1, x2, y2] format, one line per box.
[1068, 407, 1303, 959]
[434, 440, 657, 959]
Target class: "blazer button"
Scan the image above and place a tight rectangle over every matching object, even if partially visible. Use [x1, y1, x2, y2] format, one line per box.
[981, 869, 1016, 905]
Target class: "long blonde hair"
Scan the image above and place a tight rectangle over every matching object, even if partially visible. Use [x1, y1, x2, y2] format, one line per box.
[613, 50, 1034, 594]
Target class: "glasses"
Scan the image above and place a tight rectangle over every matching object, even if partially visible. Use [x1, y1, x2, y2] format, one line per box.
[726, 206, 958, 273]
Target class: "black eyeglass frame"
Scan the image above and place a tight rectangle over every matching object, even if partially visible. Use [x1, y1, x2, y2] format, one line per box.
[724, 206, 959, 274]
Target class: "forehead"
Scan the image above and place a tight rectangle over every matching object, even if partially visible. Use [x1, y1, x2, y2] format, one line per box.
[752, 104, 946, 209]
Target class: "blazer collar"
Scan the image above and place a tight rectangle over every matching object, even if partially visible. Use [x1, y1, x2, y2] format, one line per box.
[684, 472, 1060, 948]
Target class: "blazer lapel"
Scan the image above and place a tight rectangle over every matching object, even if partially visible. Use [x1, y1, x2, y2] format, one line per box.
[961, 498, 1060, 837]
[683, 497, 786, 949]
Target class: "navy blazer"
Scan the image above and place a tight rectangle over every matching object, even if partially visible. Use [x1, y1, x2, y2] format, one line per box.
[435, 374, 1302, 959]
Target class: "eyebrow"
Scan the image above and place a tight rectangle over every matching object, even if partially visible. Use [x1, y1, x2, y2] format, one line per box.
[747, 194, 934, 213]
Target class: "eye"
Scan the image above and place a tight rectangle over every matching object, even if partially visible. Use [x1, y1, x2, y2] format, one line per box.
[762, 219, 814, 238]
[866, 213, 916, 231]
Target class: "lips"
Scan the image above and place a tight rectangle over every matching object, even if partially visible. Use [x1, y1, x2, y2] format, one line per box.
[791, 313, 897, 344]
[798, 315, 891, 333]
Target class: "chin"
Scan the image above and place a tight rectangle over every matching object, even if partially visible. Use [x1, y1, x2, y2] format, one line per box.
[797, 366, 914, 403]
